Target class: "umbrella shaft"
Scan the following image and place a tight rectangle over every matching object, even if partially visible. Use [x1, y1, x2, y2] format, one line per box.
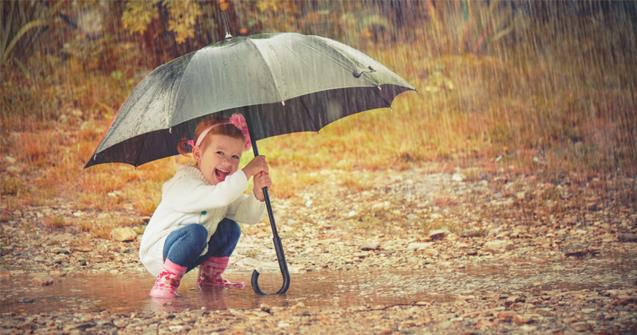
[262, 187, 280, 238]
[245, 111, 280, 239]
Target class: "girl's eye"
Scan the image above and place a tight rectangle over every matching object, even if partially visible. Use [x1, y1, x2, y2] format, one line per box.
[216, 151, 224, 157]
[231, 155, 240, 160]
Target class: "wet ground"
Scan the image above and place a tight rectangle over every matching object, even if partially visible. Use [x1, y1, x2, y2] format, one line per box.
[2, 257, 636, 315]
[2, 255, 637, 333]
[2, 167, 637, 333]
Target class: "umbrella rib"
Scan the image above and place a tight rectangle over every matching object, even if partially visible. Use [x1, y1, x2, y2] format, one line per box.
[306, 35, 380, 87]
[373, 86, 393, 108]
[133, 129, 149, 167]
[245, 38, 285, 104]
[299, 95, 318, 130]
[168, 52, 196, 127]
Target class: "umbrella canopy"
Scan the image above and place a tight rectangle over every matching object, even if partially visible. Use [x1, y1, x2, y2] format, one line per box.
[85, 32, 414, 168]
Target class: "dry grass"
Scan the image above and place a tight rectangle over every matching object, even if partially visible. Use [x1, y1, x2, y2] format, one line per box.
[0, 4, 635, 237]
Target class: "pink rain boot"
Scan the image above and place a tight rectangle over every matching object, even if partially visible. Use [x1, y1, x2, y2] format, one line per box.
[149, 259, 187, 298]
[197, 256, 244, 289]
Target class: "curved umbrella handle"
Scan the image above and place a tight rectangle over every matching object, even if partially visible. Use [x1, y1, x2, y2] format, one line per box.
[243, 111, 291, 295]
[251, 232, 291, 295]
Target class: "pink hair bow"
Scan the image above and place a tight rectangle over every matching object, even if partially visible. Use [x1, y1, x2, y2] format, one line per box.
[228, 113, 252, 150]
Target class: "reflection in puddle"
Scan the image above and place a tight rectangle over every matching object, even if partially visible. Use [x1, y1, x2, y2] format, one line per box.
[3, 258, 635, 314]
[2, 271, 452, 314]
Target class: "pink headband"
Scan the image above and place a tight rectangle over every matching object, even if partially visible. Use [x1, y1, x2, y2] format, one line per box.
[186, 114, 252, 151]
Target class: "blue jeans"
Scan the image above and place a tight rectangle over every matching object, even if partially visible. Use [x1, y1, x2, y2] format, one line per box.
[162, 218, 241, 272]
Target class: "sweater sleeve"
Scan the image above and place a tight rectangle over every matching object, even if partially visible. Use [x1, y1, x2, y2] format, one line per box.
[162, 167, 249, 213]
[225, 194, 266, 225]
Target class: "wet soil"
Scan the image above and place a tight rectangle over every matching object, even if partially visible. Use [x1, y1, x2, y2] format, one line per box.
[1, 166, 637, 333]
[2, 256, 637, 333]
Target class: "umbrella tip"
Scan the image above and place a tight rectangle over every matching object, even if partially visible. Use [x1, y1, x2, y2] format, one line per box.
[225, 32, 233, 40]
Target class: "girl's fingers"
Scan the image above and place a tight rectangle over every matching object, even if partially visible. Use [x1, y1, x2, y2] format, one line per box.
[255, 173, 271, 187]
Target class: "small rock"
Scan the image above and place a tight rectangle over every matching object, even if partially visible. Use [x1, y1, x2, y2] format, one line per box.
[73, 245, 92, 252]
[32, 274, 54, 286]
[407, 242, 431, 251]
[6, 165, 21, 173]
[168, 325, 183, 332]
[515, 192, 526, 200]
[53, 247, 71, 255]
[614, 295, 637, 305]
[107, 191, 122, 198]
[53, 254, 67, 264]
[451, 172, 465, 182]
[76, 321, 97, 330]
[260, 303, 272, 314]
[513, 314, 532, 325]
[483, 240, 513, 253]
[496, 311, 516, 322]
[519, 325, 536, 332]
[571, 321, 593, 332]
[618, 233, 637, 243]
[428, 228, 449, 241]
[4, 156, 16, 164]
[461, 229, 482, 238]
[505, 295, 525, 307]
[466, 249, 478, 256]
[111, 227, 137, 242]
[561, 244, 599, 258]
[360, 241, 380, 251]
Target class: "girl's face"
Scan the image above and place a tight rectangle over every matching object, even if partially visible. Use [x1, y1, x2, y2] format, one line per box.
[193, 134, 244, 185]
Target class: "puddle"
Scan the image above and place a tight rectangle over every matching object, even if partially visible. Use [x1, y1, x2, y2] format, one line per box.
[2, 257, 636, 314]
[0, 271, 453, 314]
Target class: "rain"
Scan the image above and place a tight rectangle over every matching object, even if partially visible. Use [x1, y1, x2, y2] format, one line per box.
[1, 0, 636, 333]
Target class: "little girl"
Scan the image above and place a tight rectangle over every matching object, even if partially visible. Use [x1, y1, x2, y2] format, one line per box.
[139, 113, 270, 298]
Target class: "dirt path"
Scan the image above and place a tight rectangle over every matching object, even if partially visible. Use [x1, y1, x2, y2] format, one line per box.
[1, 165, 636, 333]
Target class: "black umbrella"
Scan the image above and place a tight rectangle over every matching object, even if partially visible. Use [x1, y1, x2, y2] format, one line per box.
[86, 32, 414, 295]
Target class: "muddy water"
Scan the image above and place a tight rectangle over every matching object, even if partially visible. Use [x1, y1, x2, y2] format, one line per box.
[3, 257, 636, 314]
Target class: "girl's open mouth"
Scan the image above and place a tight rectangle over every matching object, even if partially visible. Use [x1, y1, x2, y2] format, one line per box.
[214, 168, 229, 182]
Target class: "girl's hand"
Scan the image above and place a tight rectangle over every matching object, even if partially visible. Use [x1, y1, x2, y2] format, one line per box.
[253, 171, 272, 201]
[242, 156, 268, 178]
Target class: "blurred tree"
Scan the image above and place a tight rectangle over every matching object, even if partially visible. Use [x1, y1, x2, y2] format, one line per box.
[121, 0, 159, 36]
[120, 0, 238, 66]
[0, 0, 63, 69]
[122, 0, 202, 44]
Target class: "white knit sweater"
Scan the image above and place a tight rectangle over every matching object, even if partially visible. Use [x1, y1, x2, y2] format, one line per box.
[139, 165, 266, 276]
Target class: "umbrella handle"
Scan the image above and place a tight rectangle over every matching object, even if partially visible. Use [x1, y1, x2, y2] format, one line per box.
[251, 227, 291, 295]
[243, 111, 291, 295]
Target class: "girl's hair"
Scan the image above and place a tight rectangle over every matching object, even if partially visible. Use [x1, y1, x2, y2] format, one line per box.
[176, 116, 245, 155]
